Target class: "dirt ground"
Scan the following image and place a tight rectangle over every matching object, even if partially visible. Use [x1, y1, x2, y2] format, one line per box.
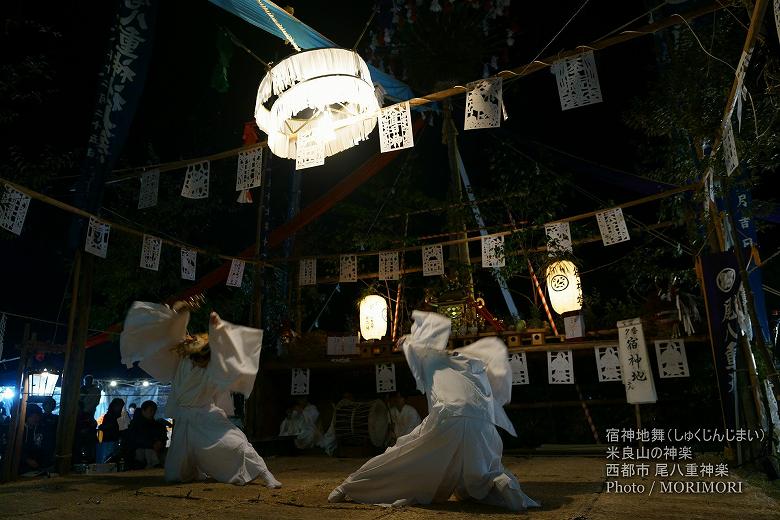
[0, 455, 778, 519]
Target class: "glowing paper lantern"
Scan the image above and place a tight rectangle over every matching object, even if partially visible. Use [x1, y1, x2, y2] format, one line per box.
[254, 48, 380, 163]
[545, 260, 583, 315]
[360, 295, 388, 340]
[29, 370, 59, 397]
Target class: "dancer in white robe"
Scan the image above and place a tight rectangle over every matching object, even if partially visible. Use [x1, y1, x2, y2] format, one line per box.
[329, 310, 539, 511]
[119, 300, 281, 487]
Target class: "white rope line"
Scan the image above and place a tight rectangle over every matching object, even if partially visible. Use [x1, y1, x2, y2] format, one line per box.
[257, 0, 301, 52]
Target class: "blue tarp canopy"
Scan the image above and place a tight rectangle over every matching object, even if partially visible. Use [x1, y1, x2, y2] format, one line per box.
[209, 0, 416, 102]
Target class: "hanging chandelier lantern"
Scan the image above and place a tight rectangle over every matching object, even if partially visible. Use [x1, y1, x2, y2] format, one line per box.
[254, 48, 380, 162]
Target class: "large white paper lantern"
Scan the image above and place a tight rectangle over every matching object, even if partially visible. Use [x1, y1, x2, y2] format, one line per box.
[29, 369, 59, 397]
[254, 48, 380, 162]
[545, 260, 583, 315]
[360, 295, 388, 340]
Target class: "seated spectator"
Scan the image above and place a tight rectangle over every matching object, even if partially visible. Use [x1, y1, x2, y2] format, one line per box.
[73, 400, 97, 464]
[97, 398, 125, 463]
[20, 404, 55, 475]
[126, 400, 167, 469]
[127, 403, 137, 420]
[40, 396, 58, 438]
[389, 391, 422, 443]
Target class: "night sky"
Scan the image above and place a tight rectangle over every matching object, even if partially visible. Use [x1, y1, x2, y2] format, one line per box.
[1, 0, 777, 386]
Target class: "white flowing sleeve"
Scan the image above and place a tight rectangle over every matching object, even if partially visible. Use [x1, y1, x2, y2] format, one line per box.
[206, 313, 263, 397]
[455, 337, 512, 406]
[119, 301, 189, 382]
[401, 310, 453, 393]
[456, 336, 517, 436]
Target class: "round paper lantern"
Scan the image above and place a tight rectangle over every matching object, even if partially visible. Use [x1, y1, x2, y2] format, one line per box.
[545, 260, 583, 315]
[359, 295, 388, 340]
[254, 48, 379, 161]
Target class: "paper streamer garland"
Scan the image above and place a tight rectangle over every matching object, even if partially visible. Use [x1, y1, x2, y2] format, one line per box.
[295, 129, 325, 170]
[236, 148, 263, 191]
[596, 207, 630, 246]
[0, 186, 31, 235]
[464, 78, 503, 130]
[617, 318, 657, 404]
[509, 352, 529, 385]
[299, 258, 317, 286]
[654, 339, 690, 378]
[422, 244, 444, 276]
[722, 120, 739, 176]
[547, 350, 574, 384]
[378, 251, 400, 281]
[551, 51, 603, 111]
[226, 259, 245, 287]
[375, 363, 396, 393]
[339, 254, 357, 282]
[481, 234, 505, 268]
[137, 169, 159, 209]
[595, 345, 623, 382]
[378, 101, 414, 153]
[140, 234, 162, 271]
[291, 368, 310, 395]
[544, 222, 573, 254]
[85, 217, 110, 258]
[181, 248, 197, 281]
[181, 161, 210, 199]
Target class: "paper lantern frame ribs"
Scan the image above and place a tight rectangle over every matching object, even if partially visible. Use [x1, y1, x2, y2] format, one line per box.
[254, 48, 380, 163]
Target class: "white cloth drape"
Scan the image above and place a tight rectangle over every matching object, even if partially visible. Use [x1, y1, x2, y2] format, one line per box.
[120, 302, 280, 487]
[331, 310, 538, 511]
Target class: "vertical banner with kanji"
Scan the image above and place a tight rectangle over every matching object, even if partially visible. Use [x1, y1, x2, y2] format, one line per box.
[616, 318, 657, 404]
[698, 252, 743, 431]
[724, 183, 770, 342]
[70, 0, 158, 243]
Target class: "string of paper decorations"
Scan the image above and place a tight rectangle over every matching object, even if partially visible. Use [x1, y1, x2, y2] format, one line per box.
[1, 176, 692, 291]
[287, 334, 691, 400]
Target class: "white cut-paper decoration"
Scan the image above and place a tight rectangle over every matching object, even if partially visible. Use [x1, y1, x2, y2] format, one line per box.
[378, 101, 414, 153]
[181, 248, 197, 281]
[617, 318, 658, 404]
[226, 259, 245, 287]
[464, 78, 503, 130]
[775, 0, 780, 47]
[564, 314, 584, 339]
[509, 352, 529, 385]
[596, 207, 630, 246]
[733, 48, 753, 130]
[327, 336, 359, 356]
[547, 350, 574, 384]
[236, 148, 263, 191]
[84, 217, 110, 258]
[291, 368, 310, 395]
[0, 186, 31, 235]
[595, 345, 623, 382]
[137, 169, 159, 209]
[722, 121, 739, 176]
[378, 251, 400, 281]
[140, 234, 162, 271]
[654, 339, 690, 379]
[299, 258, 317, 286]
[181, 161, 210, 199]
[422, 244, 444, 277]
[545, 222, 573, 254]
[376, 363, 396, 393]
[339, 254, 357, 282]
[481, 234, 505, 268]
[295, 129, 325, 170]
[551, 51, 603, 111]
